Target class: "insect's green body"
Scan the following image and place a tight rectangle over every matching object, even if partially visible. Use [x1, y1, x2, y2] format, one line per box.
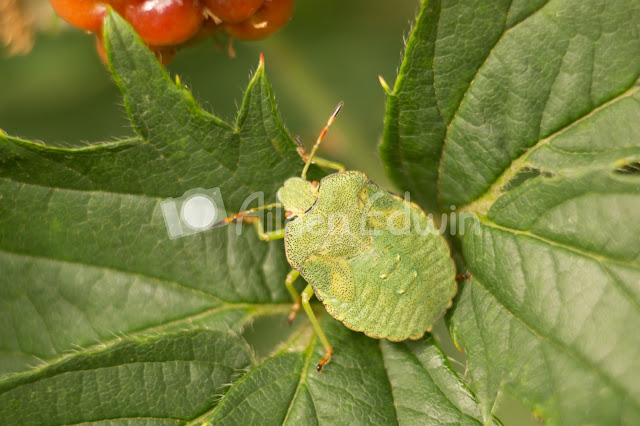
[218, 102, 457, 370]
[279, 171, 456, 341]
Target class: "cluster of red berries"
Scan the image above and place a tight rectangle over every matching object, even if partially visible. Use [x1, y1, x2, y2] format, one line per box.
[49, 0, 295, 64]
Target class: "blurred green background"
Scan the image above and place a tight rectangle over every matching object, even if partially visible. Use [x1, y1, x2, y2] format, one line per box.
[0, 1, 538, 424]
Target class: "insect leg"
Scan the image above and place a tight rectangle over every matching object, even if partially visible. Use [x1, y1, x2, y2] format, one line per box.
[308, 157, 345, 173]
[211, 202, 282, 228]
[211, 203, 285, 241]
[242, 216, 285, 241]
[301, 284, 334, 372]
[284, 269, 301, 324]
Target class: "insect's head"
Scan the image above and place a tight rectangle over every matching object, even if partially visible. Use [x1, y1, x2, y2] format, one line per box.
[279, 102, 342, 218]
[277, 177, 319, 217]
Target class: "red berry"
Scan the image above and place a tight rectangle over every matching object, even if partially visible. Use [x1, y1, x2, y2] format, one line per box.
[123, 0, 204, 46]
[49, 0, 108, 32]
[185, 17, 222, 45]
[203, 0, 264, 23]
[224, 0, 294, 41]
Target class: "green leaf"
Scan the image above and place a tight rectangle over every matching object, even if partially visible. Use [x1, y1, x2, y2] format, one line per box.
[203, 317, 492, 425]
[0, 330, 252, 424]
[0, 9, 298, 379]
[382, 0, 640, 424]
[0, 10, 490, 424]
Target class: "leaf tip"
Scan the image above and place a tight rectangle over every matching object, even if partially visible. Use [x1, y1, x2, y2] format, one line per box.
[102, 7, 133, 62]
[252, 53, 266, 80]
[252, 52, 266, 81]
[102, 6, 121, 36]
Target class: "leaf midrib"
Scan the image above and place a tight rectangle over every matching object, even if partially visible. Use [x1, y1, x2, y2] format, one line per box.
[0, 303, 290, 382]
[2, 135, 142, 153]
[1, 359, 242, 397]
[479, 216, 640, 281]
[281, 338, 319, 425]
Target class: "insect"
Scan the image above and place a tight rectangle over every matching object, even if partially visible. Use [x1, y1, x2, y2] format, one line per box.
[214, 103, 456, 371]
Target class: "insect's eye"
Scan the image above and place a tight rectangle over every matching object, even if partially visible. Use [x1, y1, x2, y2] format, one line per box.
[285, 210, 294, 218]
[311, 181, 319, 189]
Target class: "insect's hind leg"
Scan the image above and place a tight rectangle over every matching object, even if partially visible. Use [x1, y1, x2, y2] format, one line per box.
[285, 269, 301, 324]
[301, 284, 334, 372]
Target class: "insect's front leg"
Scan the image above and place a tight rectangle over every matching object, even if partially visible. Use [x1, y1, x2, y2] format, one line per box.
[212, 203, 284, 241]
[241, 216, 285, 241]
[301, 284, 334, 372]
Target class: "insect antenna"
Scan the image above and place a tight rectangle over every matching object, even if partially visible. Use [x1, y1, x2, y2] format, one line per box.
[300, 101, 344, 180]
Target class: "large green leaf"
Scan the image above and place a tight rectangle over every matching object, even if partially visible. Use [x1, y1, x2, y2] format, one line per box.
[203, 318, 490, 425]
[0, 11, 491, 424]
[0, 330, 253, 424]
[0, 10, 299, 377]
[381, 0, 640, 424]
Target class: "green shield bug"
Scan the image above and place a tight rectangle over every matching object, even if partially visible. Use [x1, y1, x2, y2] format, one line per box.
[214, 103, 456, 372]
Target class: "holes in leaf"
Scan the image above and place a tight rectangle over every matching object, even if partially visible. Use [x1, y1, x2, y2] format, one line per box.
[504, 167, 553, 191]
[614, 161, 640, 176]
